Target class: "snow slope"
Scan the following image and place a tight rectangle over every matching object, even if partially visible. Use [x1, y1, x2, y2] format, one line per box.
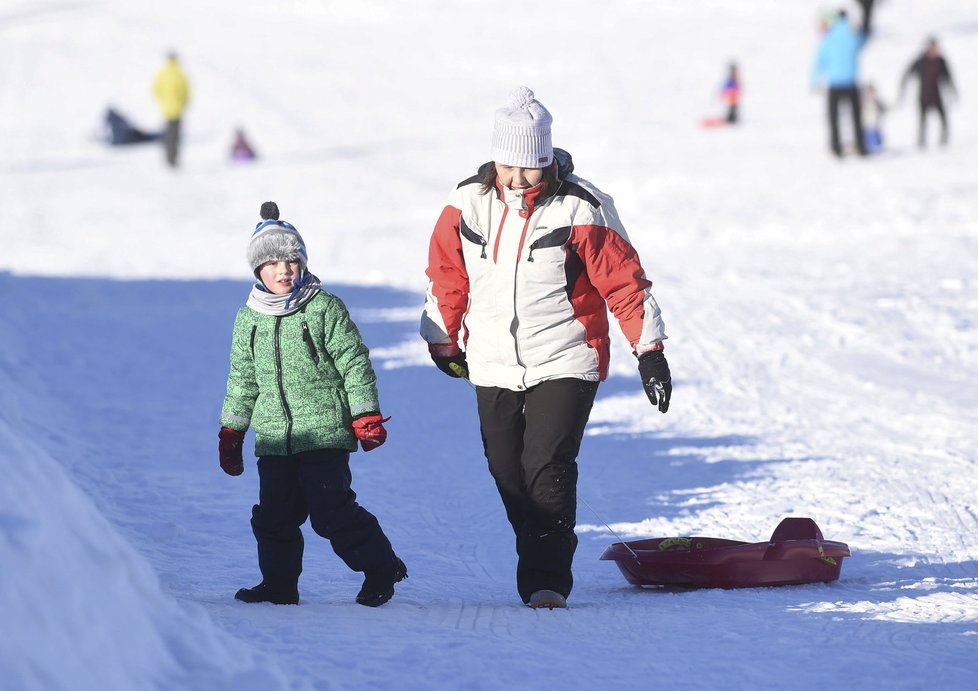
[1, 0, 977, 689]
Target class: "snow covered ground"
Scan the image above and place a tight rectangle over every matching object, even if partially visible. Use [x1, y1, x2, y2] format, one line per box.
[2, 0, 977, 689]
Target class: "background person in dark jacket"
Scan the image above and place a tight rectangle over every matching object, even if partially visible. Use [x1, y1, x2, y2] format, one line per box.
[899, 37, 958, 147]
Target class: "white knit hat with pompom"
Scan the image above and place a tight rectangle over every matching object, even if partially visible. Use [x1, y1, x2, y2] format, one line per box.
[490, 86, 553, 168]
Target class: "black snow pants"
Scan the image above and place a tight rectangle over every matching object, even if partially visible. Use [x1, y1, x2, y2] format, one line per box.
[828, 86, 866, 156]
[251, 448, 395, 590]
[476, 378, 599, 603]
[918, 99, 948, 147]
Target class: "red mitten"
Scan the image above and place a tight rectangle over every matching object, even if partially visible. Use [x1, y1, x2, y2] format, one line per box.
[352, 414, 391, 452]
[218, 427, 245, 476]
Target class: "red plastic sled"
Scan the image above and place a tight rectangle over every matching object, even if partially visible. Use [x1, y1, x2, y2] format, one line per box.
[600, 517, 850, 589]
[700, 116, 729, 128]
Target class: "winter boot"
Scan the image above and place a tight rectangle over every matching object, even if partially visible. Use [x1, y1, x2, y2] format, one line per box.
[528, 589, 567, 610]
[234, 581, 299, 605]
[356, 556, 408, 607]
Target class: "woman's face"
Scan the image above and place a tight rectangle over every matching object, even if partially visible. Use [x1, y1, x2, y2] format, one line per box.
[495, 163, 544, 190]
[259, 260, 302, 294]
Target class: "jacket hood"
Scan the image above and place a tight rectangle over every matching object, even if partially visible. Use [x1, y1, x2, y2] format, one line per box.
[552, 147, 574, 178]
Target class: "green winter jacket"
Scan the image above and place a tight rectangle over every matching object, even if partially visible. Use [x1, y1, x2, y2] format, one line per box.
[221, 291, 380, 456]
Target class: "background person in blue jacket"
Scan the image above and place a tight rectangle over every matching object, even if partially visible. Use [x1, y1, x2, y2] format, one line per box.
[812, 1, 875, 157]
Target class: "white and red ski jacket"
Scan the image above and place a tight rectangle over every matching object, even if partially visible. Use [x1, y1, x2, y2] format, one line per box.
[421, 150, 666, 391]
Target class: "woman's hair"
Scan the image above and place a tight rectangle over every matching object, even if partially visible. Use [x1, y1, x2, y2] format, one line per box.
[479, 160, 559, 196]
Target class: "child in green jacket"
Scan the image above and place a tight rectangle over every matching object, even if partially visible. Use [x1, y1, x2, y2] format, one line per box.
[218, 201, 406, 606]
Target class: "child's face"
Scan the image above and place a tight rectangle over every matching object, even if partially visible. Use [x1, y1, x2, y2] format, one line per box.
[259, 260, 302, 295]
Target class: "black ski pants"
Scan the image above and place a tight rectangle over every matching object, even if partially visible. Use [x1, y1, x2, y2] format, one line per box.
[918, 99, 948, 147]
[827, 86, 867, 156]
[475, 378, 599, 603]
[250, 448, 394, 590]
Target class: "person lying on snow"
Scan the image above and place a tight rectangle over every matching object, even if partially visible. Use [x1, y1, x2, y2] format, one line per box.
[102, 107, 161, 145]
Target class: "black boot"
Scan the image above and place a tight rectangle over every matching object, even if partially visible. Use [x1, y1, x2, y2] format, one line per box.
[356, 556, 408, 607]
[234, 581, 299, 605]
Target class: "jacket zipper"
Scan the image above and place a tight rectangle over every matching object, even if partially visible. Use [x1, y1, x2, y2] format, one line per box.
[301, 321, 320, 363]
[493, 205, 510, 263]
[274, 317, 294, 455]
[510, 209, 535, 387]
[527, 226, 573, 262]
[460, 219, 488, 258]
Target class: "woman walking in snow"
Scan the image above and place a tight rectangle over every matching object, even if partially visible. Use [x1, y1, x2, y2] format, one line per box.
[420, 87, 672, 609]
[218, 202, 406, 607]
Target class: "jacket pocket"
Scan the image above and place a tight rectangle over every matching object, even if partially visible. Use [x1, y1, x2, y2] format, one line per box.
[527, 226, 572, 262]
[301, 321, 320, 364]
[460, 218, 488, 259]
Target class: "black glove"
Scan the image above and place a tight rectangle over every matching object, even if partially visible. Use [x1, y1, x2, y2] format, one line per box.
[431, 351, 469, 379]
[638, 350, 672, 413]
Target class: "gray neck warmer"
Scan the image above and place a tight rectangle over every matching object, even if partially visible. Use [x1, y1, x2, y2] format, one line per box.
[246, 273, 323, 316]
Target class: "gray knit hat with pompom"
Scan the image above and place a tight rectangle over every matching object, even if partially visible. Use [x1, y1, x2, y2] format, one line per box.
[247, 201, 308, 277]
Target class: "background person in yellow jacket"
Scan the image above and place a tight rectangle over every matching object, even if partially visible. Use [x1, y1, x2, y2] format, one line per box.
[153, 52, 190, 167]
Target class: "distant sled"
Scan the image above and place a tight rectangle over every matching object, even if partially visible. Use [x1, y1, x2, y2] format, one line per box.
[600, 517, 850, 589]
[699, 116, 730, 129]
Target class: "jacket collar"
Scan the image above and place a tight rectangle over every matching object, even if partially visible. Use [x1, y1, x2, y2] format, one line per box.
[493, 157, 565, 215]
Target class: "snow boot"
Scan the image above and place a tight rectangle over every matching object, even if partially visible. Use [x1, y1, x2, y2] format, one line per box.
[234, 581, 299, 605]
[528, 590, 567, 610]
[356, 556, 408, 607]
